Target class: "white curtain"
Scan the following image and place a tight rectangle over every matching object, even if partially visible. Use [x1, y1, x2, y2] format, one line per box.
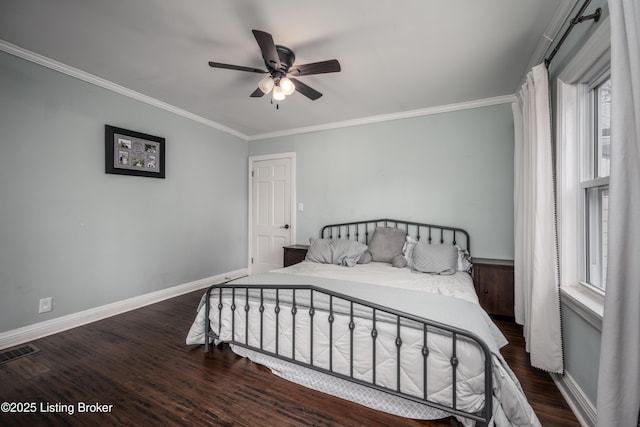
[596, 1, 640, 425]
[512, 63, 563, 374]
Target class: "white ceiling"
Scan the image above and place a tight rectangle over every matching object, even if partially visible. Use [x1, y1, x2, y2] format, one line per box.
[0, 0, 570, 140]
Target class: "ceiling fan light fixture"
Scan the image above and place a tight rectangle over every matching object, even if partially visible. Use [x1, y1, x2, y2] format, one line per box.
[272, 85, 286, 101]
[258, 76, 275, 94]
[280, 77, 295, 95]
[208, 30, 340, 103]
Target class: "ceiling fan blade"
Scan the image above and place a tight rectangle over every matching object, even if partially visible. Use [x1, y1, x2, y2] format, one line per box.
[252, 30, 281, 69]
[208, 61, 267, 74]
[289, 78, 322, 100]
[289, 59, 341, 76]
[250, 87, 265, 98]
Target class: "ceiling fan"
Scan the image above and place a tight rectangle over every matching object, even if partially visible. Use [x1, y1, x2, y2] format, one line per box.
[208, 30, 341, 102]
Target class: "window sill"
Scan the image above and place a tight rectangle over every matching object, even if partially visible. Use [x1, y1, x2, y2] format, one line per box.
[561, 285, 604, 331]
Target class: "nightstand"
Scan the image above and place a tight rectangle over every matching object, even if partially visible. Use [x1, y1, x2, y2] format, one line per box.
[283, 245, 309, 267]
[472, 258, 515, 318]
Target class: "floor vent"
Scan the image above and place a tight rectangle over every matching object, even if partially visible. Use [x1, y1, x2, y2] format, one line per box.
[0, 344, 40, 365]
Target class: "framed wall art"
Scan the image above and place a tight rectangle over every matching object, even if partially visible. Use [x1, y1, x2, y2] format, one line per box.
[105, 125, 165, 178]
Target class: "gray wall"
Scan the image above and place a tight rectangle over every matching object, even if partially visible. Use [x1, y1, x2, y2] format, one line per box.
[0, 51, 248, 332]
[249, 104, 515, 259]
[562, 306, 601, 401]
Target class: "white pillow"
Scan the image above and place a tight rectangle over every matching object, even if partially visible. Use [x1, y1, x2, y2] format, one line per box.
[402, 235, 418, 268]
[456, 245, 473, 273]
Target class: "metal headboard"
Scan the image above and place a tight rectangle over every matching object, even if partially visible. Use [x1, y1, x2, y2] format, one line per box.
[320, 218, 470, 254]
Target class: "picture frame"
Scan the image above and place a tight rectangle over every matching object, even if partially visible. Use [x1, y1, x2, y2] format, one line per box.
[105, 125, 165, 178]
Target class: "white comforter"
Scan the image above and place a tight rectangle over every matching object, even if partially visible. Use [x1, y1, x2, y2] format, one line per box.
[186, 263, 540, 427]
[274, 261, 480, 304]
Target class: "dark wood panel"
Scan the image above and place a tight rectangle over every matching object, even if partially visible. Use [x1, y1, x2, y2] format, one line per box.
[283, 244, 309, 267]
[0, 289, 577, 426]
[473, 259, 515, 317]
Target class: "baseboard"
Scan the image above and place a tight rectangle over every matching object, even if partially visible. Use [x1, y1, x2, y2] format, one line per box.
[551, 372, 597, 427]
[0, 268, 248, 350]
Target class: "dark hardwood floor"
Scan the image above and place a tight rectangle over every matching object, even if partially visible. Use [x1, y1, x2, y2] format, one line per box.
[0, 290, 579, 426]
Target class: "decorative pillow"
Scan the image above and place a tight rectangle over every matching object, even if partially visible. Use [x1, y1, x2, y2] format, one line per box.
[331, 239, 369, 267]
[391, 254, 408, 268]
[456, 245, 473, 273]
[305, 238, 333, 264]
[367, 227, 407, 263]
[411, 243, 458, 275]
[305, 238, 368, 267]
[402, 235, 418, 268]
[357, 250, 373, 264]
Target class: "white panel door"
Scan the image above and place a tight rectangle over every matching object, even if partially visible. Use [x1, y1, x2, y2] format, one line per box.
[251, 157, 292, 273]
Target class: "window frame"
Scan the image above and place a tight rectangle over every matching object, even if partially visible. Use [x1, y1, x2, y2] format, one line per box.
[554, 16, 611, 327]
[578, 72, 610, 294]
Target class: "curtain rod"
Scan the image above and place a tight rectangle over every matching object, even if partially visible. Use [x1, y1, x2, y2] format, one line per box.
[544, 0, 602, 68]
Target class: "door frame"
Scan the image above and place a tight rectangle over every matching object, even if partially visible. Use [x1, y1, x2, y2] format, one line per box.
[247, 152, 296, 274]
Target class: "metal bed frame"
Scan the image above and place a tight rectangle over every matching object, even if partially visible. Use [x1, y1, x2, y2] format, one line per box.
[320, 218, 470, 253]
[203, 219, 492, 425]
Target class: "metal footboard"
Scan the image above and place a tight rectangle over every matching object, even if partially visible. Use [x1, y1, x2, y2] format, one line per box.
[203, 283, 493, 425]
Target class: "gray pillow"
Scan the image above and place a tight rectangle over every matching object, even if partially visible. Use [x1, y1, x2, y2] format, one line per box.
[391, 254, 408, 268]
[331, 239, 369, 267]
[305, 238, 368, 267]
[306, 238, 333, 264]
[411, 243, 458, 275]
[367, 227, 407, 263]
[357, 250, 373, 264]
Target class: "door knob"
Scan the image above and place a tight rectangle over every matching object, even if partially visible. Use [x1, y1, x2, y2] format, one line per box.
[281, 224, 290, 229]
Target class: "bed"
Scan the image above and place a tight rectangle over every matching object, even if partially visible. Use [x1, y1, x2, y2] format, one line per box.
[186, 219, 540, 426]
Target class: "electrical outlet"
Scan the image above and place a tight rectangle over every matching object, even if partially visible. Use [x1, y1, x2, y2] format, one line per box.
[39, 297, 52, 314]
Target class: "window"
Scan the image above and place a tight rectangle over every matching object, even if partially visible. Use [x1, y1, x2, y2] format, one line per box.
[555, 17, 610, 324]
[580, 75, 610, 292]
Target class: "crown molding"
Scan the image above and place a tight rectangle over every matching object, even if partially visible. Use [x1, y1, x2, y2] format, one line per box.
[1, 40, 516, 143]
[248, 94, 517, 141]
[0, 40, 249, 141]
